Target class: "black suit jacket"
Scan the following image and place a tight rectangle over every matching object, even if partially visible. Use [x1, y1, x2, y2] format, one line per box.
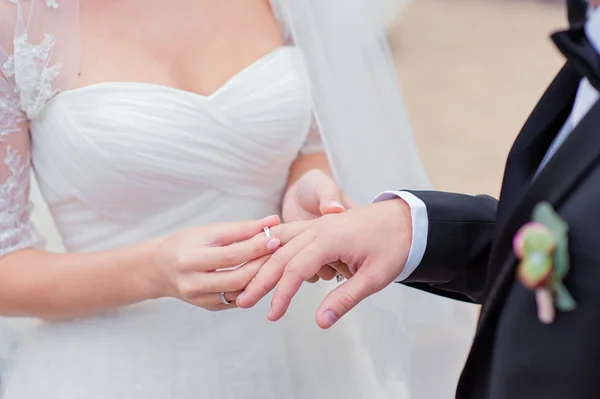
[568, 0, 588, 26]
[402, 61, 600, 399]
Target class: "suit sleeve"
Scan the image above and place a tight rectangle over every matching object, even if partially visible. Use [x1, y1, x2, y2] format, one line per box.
[400, 191, 498, 304]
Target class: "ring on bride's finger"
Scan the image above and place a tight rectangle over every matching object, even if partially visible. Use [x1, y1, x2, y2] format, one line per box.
[219, 292, 231, 305]
[336, 274, 345, 283]
[263, 226, 271, 237]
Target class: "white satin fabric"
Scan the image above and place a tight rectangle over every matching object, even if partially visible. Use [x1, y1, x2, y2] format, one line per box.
[3, 47, 391, 399]
[33, 48, 307, 252]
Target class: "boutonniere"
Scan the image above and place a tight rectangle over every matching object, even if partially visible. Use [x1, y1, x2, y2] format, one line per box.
[513, 202, 576, 324]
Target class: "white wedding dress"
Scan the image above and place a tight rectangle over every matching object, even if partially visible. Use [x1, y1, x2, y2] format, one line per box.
[0, 1, 477, 398]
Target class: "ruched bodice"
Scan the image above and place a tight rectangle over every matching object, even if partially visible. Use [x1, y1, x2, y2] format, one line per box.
[31, 47, 311, 252]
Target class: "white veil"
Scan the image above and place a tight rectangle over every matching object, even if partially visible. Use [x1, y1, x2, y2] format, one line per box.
[274, 1, 479, 397]
[275, 0, 430, 206]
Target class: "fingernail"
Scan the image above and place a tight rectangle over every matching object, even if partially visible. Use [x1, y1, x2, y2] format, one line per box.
[267, 306, 274, 319]
[266, 238, 280, 251]
[237, 291, 246, 301]
[323, 310, 337, 328]
[330, 201, 345, 211]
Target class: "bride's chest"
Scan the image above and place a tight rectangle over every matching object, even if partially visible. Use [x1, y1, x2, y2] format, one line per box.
[26, 0, 313, 207]
[77, 0, 285, 97]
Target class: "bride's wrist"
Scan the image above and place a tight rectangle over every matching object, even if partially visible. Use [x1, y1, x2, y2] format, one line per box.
[125, 238, 169, 301]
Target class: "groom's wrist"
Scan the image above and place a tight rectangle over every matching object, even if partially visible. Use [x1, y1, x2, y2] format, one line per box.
[372, 191, 428, 281]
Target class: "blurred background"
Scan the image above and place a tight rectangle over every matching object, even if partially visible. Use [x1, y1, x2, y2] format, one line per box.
[389, 0, 566, 195]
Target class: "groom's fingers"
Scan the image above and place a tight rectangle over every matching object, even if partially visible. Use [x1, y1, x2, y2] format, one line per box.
[268, 220, 312, 245]
[236, 233, 314, 308]
[267, 242, 330, 321]
[315, 267, 381, 329]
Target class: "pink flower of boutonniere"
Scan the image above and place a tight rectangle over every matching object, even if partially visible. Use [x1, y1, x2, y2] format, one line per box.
[513, 202, 576, 324]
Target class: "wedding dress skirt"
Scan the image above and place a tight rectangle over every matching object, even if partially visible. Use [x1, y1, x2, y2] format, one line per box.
[1, 47, 474, 399]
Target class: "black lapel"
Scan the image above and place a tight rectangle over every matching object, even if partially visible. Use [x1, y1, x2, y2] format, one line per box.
[499, 63, 579, 206]
[552, 26, 600, 92]
[507, 63, 579, 158]
[567, 0, 588, 27]
[479, 98, 600, 332]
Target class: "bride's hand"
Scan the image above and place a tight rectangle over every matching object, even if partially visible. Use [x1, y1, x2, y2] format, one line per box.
[151, 215, 281, 311]
[282, 169, 355, 281]
[282, 169, 355, 222]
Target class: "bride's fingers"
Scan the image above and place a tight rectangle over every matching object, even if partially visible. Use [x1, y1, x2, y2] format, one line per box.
[329, 261, 353, 279]
[195, 300, 238, 312]
[317, 265, 337, 281]
[224, 290, 244, 303]
[342, 193, 357, 209]
[211, 302, 240, 311]
[209, 215, 281, 246]
[186, 290, 243, 310]
[311, 263, 350, 282]
[178, 255, 269, 298]
[307, 275, 320, 283]
[201, 234, 280, 270]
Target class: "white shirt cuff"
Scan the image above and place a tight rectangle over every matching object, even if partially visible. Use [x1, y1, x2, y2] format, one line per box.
[372, 191, 428, 281]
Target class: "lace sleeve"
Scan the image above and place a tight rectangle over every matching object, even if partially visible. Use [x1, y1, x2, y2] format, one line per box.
[0, 0, 80, 257]
[0, 1, 48, 257]
[0, 71, 45, 256]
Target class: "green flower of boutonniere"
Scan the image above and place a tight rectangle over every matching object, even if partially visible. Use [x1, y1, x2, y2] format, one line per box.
[513, 202, 576, 324]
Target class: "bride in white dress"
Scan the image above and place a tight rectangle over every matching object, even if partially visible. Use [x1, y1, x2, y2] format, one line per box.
[0, 0, 477, 397]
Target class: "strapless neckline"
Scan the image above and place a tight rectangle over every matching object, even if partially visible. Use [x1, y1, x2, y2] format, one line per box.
[51, 46, 296, 104]
[28, 43, 312, 253]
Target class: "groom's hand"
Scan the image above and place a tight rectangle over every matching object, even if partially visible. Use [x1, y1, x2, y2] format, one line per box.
[237, 199, 413, 329]
[281, 169, 356, 281]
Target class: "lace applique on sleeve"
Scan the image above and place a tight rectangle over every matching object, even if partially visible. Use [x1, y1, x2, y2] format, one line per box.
[0, 0, 66, 256]
[0, 77, 45, 256]
[0, 0, 77, 256]
[4, 0, 66, 119]
[7, 32, 62, 119]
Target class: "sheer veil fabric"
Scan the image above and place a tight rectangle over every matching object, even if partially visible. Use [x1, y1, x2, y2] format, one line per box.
[274, 2, 477, 394]
[273, 0, 430, 204]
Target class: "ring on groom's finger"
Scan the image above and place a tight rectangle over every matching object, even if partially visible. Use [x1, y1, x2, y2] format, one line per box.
[219, 291, 231, 305]
[263, 226, 271, 237]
